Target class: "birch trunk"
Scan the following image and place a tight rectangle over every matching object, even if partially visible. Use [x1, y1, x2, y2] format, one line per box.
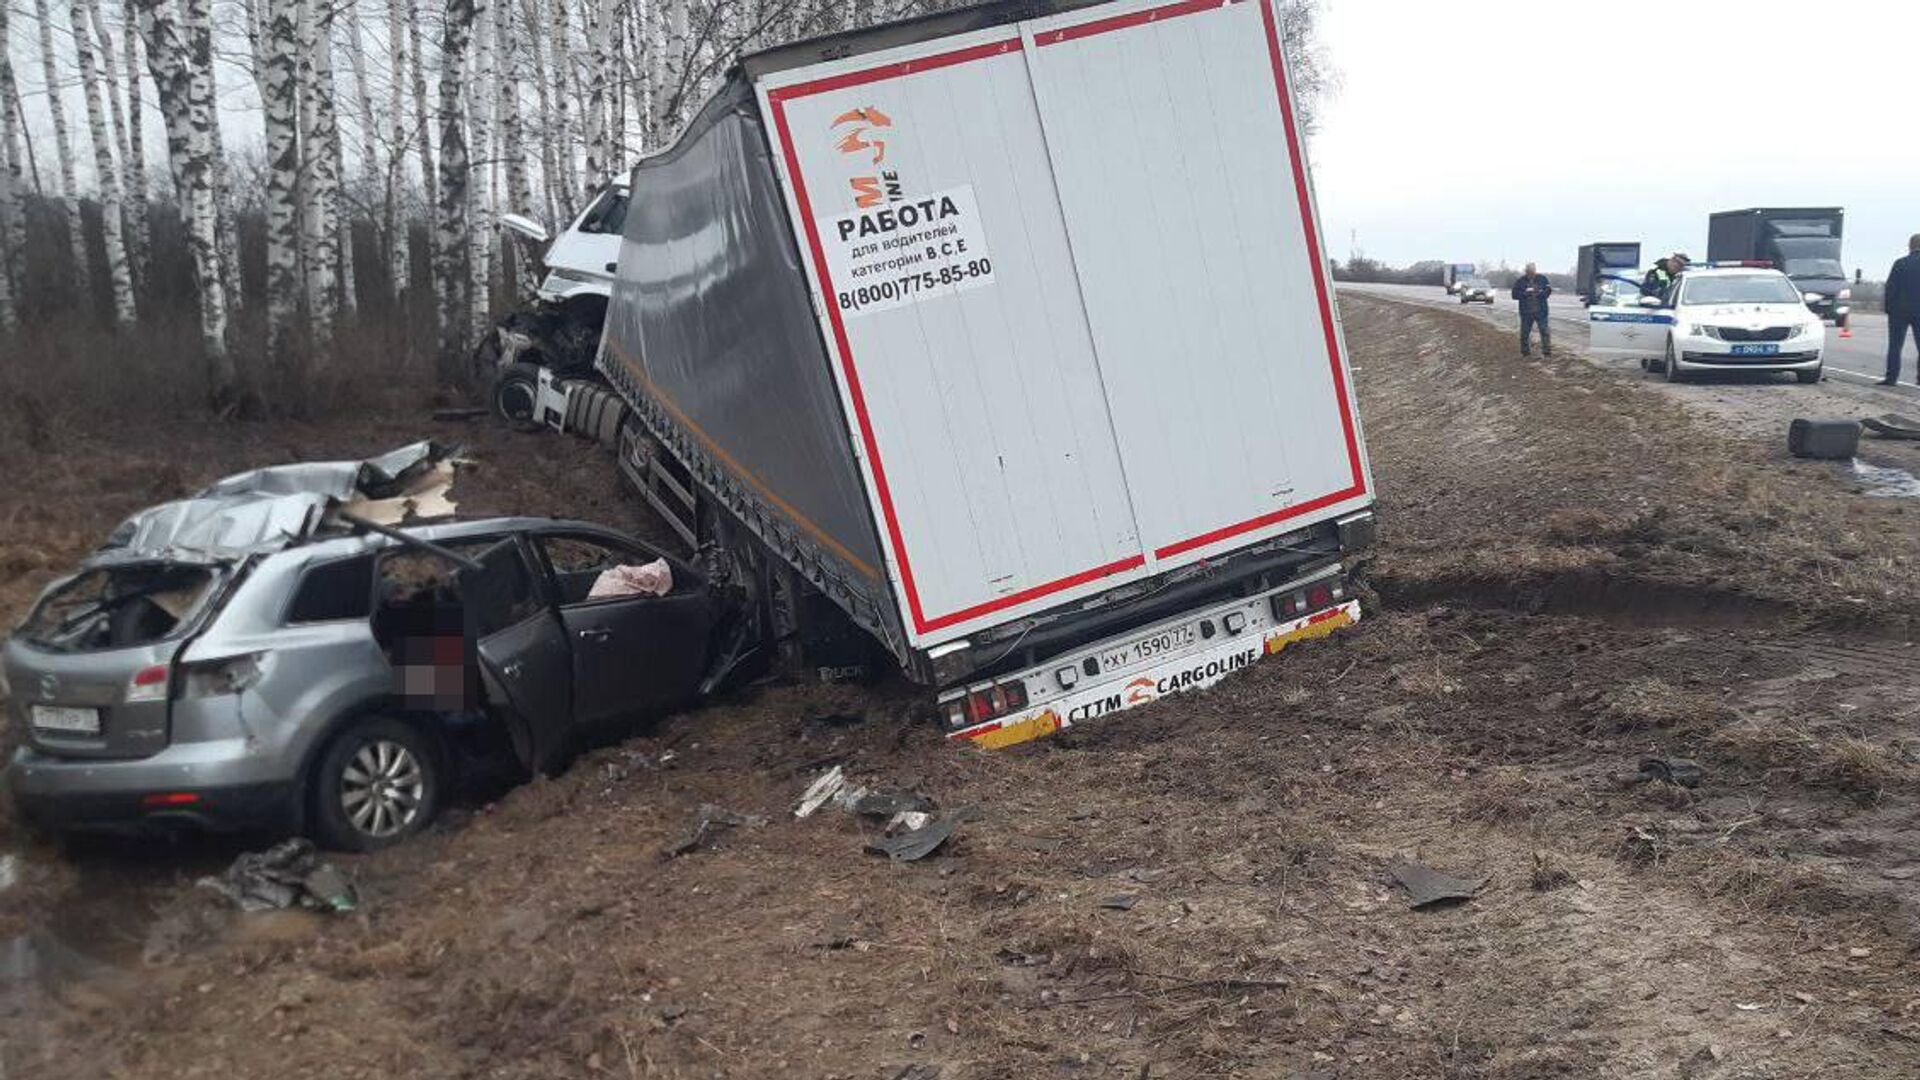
[497, 0, 530, 218]
[521, 0, 561, 226]
[136, 0, 233, 396]
[607, 0, 625, 168]
[121, 0, 148, 268]
[299, 0, 341, 346]
[547, 0, 578, 203]
[0, 0, 28, 303]
[582, 0, 608, 181]
[385, 0, 411, 300]
[467, 0, 493, 343]
[435, 0, 476, 371]
[182, 0, 235, 308]
[262, 0, 300, 353]
[72, 0, 136, 326]
[343, 2, 379, 315]
[408, 0, 435, 223]
[85, 0, 147, 289]
[34, 0, 91, 297]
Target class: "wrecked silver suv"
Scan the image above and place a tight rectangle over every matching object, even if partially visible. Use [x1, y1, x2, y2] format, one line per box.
[4, 444, 726, 850]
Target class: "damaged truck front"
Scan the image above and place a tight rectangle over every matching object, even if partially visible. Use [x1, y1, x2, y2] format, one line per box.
[602, 0, 1377, 747]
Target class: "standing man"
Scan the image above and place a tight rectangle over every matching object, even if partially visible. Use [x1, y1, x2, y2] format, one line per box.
[1512, 262, 1554, 357]
[1882, 234, 1920, 386]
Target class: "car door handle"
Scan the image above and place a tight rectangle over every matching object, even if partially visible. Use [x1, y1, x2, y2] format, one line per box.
[578, 628, 612, 643]
[503, 661, 524, 679]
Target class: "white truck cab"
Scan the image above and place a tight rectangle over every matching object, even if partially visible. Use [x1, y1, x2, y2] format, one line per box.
[500, 180, 630, 307]
[1588, 266, 1824, 384]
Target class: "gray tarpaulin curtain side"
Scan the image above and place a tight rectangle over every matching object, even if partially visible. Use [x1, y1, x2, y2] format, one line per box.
[603, 76, 891, 596]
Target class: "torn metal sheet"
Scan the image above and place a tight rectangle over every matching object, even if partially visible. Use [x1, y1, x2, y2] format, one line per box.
[1389, 859, 1486, 909]
[661, 803, 767, 859]
[1635, 757, 1704, 789]
[867, 814, 961, 862]
[1863, 414, 1920, 440]
[99, 442, 457, 562]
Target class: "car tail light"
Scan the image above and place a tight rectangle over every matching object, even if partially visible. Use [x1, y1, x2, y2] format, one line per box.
[125, 664, 170, 703]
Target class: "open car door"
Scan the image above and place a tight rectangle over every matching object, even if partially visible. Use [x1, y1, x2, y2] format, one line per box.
[461, 539, 574, 774]
[534, 533, 717, 725]
[1588, 274, 1673, 358]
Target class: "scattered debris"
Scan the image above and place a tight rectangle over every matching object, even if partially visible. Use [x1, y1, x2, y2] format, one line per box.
[795, 765, 858, 818]
[1388, 858, 1486, 909]
[1787, 418, 1860, 460]
[889, 1066, 941, 1080]
[197, 839, 357, 913]
[660, 803, 766, 859]
[430, 406, 490, 422]
[1862, 413, 1920, 441]
[851, 791, 933, 818]
[1631, 757, 1705, 789]
[867, 813, 963, 862]
[1099, 894, 1140, 911]
[587, 558, 673, 599]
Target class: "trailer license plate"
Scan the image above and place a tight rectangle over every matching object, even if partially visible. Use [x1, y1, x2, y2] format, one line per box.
[31, 705, 101, 734]
[1100, 625, 1198, 673]
[1730, 344, 1779, 356]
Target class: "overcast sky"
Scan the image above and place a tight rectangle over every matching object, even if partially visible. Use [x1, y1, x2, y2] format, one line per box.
[1308, 0, 1918, 279]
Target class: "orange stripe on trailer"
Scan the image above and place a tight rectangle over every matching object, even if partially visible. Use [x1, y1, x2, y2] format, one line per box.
[1263, 605, 1355, 656]
[956, 709, 1062, 750]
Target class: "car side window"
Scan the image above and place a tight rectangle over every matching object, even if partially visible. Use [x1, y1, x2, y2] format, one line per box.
[537, 534, 670, 606]
[286, 555, 375, 623]
[375, 539, 540, 631]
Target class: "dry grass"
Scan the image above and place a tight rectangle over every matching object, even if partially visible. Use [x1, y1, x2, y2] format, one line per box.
[1708, 719, 1915, 799]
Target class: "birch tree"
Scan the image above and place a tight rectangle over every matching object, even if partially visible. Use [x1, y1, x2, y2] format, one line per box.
[497, 0, 530, 218]
[119, 0, 151, 278]
[262, 0, 300, 353]
[408, 0, 435, 239]
[34, 0, 91, 295]
[466, 0, 493, 342]
[384, 0, 411, 300]
[183, 0, 236, 306]
[72, 0, 137, 325]
[0, 0, 28, 306]
[0, 0, 18, 333]
[135, 0, 233, 397]
[545, 0, 577, 203]
[435, 0, 476, 371]
[82, 0, 148, 285]
[521, 0, 561, 225]
[582, 0, 608, 181]
[298, 0, 341, 345]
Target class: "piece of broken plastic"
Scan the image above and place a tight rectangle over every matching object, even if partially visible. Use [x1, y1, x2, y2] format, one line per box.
[198, 838, 358, 913]
[867, 815, 960, 862]
[1389, 859, 1486, 909]
[1636, 757, 1704, 789]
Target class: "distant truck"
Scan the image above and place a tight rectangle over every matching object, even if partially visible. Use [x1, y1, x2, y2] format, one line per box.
[594, 0, 1378, 748]
[1576, 242, 1641, 306]
[1707, 208, 1849, 326]
[1444, 263, 1476, 295]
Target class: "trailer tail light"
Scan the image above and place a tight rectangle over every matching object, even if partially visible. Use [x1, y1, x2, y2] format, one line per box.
[965, 679, 1030, 726]
[125, 664, 170, 703]
[1307, 583, 1333, 609]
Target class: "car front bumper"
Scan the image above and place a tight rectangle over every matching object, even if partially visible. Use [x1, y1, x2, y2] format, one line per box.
[6, 742, 303, 835]
[1674, 339, 1821, 372]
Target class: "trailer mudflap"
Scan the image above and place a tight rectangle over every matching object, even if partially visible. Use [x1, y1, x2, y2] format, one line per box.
[949, 599, 1361, 749]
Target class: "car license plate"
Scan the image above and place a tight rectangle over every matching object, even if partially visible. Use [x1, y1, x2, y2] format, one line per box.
[30, 705, 101, 735]
[1099, 624, 1198, 673]
[1730, 344, 1779, 356]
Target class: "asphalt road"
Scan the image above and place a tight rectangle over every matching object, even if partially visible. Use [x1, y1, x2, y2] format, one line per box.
[1339, 282, 1916, 399]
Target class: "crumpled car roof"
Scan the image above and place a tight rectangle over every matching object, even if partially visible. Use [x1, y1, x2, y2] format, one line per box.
[96, 442, 457, 564]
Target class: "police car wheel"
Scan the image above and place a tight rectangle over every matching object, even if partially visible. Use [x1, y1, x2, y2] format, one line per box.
[1662, 340, 1684, 383]
[1796, 366, 1821, 385]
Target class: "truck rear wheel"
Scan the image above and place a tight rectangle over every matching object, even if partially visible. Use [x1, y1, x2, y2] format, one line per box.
[493, 362, 543, 427]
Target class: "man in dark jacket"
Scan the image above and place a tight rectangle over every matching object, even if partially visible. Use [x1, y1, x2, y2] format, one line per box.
[1882, 234, 1920, 385]
[1511, 262, 1553, 357]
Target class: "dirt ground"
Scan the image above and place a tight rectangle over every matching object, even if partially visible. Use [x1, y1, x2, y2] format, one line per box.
[7, 295, 1920, 1078]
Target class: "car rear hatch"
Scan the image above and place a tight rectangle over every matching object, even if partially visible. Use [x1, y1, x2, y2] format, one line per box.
[4, 562, 223, 760]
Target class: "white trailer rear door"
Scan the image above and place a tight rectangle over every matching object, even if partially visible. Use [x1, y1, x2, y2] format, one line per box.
[757, 0, 1371, 648]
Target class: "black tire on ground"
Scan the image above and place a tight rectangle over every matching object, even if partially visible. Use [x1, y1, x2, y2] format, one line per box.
[1663, 339, 1684, 383]
[1796, 366, 1822, 384]
[493, 362, 543, 427]
[309, 717, 442, 852]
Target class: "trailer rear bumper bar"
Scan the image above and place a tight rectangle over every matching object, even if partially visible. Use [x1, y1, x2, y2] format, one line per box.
[943, 566, 1359, 749]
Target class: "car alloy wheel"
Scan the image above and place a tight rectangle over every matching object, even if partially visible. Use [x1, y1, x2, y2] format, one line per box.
[339, 739, 427, 839]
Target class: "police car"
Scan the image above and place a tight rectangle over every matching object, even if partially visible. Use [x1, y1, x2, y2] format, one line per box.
[1587, 265, 1824, 384]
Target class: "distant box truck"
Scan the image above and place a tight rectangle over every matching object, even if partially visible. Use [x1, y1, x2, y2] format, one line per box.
[1445, 263, 1475, 294]
[598, 0, 1377, 748]
[1707, 208, 1849, 325]
[1576, 242, 1641, 306]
